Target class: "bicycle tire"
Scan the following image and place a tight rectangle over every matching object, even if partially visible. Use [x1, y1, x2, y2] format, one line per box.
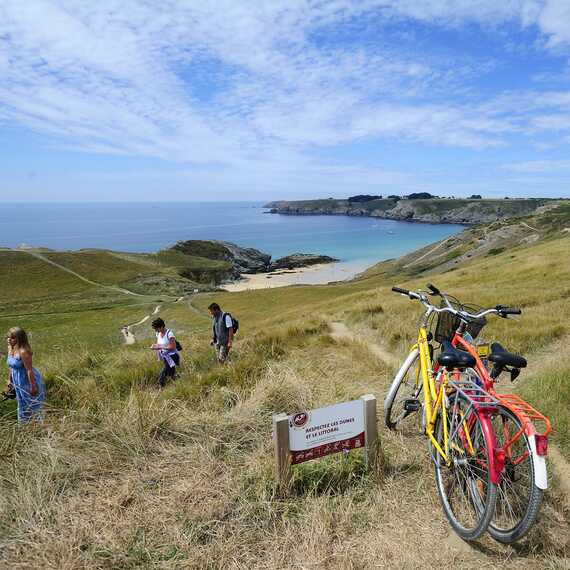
[384, 348, 422, 430]
[488, 405, 543, 543]
[433, 392, 497, 541]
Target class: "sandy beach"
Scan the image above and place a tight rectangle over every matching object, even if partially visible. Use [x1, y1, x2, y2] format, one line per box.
[221, 261, 369, 292]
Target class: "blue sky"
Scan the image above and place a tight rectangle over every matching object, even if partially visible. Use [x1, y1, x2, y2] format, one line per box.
[1, 0, 570, 201]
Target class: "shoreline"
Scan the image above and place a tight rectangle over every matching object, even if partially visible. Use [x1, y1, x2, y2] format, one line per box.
[221, 261, 369, 292]
[264, 209, 471, 227]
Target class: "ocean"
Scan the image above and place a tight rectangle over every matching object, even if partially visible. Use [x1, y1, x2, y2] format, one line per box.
[0, 202, 462, 277]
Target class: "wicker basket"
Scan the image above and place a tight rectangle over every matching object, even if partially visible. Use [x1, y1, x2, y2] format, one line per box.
[434, 301, 486, 344]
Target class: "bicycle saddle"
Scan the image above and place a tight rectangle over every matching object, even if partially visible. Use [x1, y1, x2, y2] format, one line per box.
[488, 342, 527, 369]
[437, 341, 476, 369]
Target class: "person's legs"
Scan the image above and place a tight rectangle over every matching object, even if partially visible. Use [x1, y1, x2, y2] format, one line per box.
[158, 362, 170, 388]
[158, 354, 180, 387]
[216, 344, 229, 363]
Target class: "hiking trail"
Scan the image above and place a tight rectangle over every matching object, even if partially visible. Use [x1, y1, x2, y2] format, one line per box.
[121, 304, 162, 344]
[22, 250, 146, 297]
[329, 321, 400, 368]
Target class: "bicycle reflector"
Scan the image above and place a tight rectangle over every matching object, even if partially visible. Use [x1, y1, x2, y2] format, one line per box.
[476, 343, 490, 358]
[534, 434, 548, 456]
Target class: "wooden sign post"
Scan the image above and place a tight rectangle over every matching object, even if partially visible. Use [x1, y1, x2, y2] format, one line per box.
[361, 393, 379, 471]
[272, 412, 292, 488]
[272, 395, 379, 488]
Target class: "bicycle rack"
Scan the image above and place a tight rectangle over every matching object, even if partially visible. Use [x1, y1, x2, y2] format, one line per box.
[447, 375, 499, 409]
[495, 393, 552, 437]
[443, 375, 500, 453]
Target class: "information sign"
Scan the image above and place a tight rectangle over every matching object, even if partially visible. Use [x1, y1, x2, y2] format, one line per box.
[288, 399, 365, 465]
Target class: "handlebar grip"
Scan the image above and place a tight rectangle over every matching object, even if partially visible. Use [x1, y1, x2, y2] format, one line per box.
[426, 283, 440, 296]
[392, 286, 410, 296]
[502, 307, 522, 315]
[496, 305, 522, 317]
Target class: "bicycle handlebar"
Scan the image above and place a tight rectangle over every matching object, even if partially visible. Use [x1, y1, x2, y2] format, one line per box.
[426, 283, 440, 296]
[496, 305, 522, 317]
[391, 286, 410, 296]
[391, 283, 522, 321]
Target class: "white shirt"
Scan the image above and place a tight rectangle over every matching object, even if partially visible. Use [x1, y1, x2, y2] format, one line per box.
[156, 329, 177, 355]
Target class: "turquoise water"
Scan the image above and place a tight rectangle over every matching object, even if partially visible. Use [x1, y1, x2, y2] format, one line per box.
[0, 202, 462, 267]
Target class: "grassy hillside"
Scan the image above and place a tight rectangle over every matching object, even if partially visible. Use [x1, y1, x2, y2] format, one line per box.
[0, 243, 237, 350]
[1, 205, 569, 568]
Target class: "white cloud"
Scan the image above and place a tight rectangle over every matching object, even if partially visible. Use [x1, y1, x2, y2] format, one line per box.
[503, 159, 570, 172]
[0, 0, 570, 200]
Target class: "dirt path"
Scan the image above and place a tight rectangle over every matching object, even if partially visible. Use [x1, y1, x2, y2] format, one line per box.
[547, 446, 570, 505]
[403, 236, 454, 268]
[121, 304, 162, 344]
[329, 321, 400, 368]
[23, 250, 145, 297]
[520, 221, 539, 233]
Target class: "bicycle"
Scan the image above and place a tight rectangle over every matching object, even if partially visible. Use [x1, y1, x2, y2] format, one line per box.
[385, 284, 551, 543]
[384, 285, 501, 540]
[427, 284, 551, 543]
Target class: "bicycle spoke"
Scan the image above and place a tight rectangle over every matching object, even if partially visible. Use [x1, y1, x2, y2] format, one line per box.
[434, 392, 496, 539]
[488, 405, 542, 542]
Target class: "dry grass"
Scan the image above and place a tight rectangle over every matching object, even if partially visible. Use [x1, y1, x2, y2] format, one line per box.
[1, 228, 570, 568]
[1, 324, 569, 569]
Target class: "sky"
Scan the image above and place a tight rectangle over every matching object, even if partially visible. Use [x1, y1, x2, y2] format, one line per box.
[1, 0, 570, 202]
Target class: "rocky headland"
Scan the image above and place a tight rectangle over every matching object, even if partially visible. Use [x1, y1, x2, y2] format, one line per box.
[170, 240, 337, 285]
[265, 197, 551, 225]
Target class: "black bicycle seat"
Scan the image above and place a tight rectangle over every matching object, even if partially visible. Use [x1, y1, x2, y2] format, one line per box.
[437, 341, 476, 369]
[488, 342, 527, 369]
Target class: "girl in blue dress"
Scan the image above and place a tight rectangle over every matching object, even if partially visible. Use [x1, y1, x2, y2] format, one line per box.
[6, 327, 45, 423]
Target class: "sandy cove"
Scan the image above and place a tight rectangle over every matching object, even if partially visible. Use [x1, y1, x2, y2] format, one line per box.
[221, 261, 369, 292]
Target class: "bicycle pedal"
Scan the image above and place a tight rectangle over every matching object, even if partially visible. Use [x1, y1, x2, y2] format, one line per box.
[404, 399, 421, 412]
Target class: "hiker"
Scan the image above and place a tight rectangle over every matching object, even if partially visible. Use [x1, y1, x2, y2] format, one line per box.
[5, 327, 45, 423]
[209, 302, 234, 363]
[150, 318, 180, 388]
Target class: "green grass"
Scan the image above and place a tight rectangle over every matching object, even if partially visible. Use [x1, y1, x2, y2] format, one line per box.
[0, 251, 92, 302]
[43, 250, 157, 285]
[1, 207, 570, 568]
[520, 362, 570, 458]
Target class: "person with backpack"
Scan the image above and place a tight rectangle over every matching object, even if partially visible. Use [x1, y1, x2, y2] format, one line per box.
[150, 318, 180, 388]
[208, 303, 238, 363]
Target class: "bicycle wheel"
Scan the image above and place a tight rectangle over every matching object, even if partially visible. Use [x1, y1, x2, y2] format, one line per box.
[433, 392, 497, 541]
[384, 348, 423, 430]
[488, 405, 543, 543]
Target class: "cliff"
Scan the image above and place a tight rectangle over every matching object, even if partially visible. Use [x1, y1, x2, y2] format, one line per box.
[265, 197, 551, 225]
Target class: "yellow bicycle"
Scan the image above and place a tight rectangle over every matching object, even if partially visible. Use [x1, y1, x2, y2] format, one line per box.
[385, 285, 501, 540]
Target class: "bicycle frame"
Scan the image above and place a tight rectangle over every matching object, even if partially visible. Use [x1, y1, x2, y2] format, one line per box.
[450, 332, 550, 490]
[410, 325, 500, 482]
[413, 325, 449, 460]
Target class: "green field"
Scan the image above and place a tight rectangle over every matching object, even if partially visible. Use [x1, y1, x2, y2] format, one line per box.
[1, 204, 569, 568]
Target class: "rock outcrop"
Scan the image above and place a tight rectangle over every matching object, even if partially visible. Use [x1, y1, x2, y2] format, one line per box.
[171, 240, 271, 277]
[168, 240, 335, 284]
[219, 241, 271, 274]
[269, 253, 339, 271]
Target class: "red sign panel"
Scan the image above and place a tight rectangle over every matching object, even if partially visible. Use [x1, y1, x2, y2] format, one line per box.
[290, 432, 365, 465]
